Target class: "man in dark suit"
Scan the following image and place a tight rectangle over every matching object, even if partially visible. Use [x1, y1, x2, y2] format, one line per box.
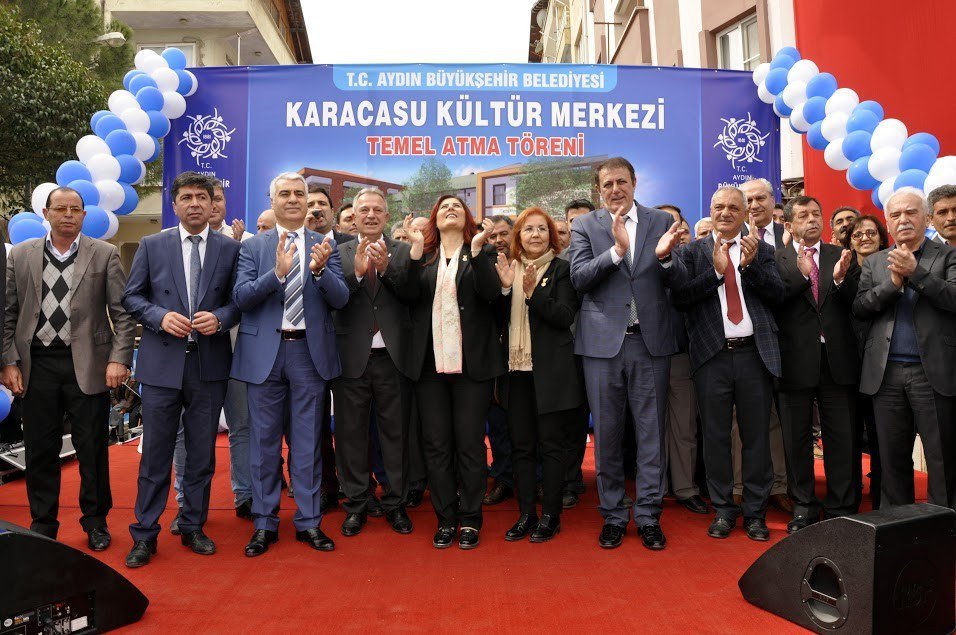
[928, 185, 956, 248]
[671, 186, 784, 541]
[122, 172, 241, 567]
[332, 188, 422, 537]
[775, 195, 860, 532]
[569, 157, 686, 550]
[853, 187, 956, 510]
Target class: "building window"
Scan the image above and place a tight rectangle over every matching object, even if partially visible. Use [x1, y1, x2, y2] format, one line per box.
[717, 15, 760, 71]
[492, 184, 506, 206]
[138, 43, 198, 67]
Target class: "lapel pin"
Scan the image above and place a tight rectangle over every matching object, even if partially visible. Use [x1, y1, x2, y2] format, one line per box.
[461, 254, 468, 262]
[541, 277, 549, 287]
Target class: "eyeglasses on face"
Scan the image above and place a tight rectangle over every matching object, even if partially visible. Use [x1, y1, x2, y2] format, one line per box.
[851, 229, 879, 240]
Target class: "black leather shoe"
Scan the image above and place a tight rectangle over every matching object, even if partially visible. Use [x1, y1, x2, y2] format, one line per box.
[458, 527, 480, 550]
[341, 513, 367, 537]
[181, 530, 216, 555]
[406, 489, 424, 508]
[504, 514, 537, 541]
[125, 540, 156, 568]
[530, 515, 560, 543]
[676, 495, 710, 515]
[319, 491, 339, 512]
[87, 527, 111, 552]
[598, 523, 625, 549]
[482, 481, 513, 505]
[386, 508, 413, 534]
[561, 491, 579, 509]
[169, 508, 182, 535]
[637, 523, 666, 550]
[296, 527, 335, 551]
[433, 525, 456, 549]
[707, 517, 735, 539]
[744, 517, 770, 542]
[367, 492, 385, 517]
[235, 500, 253, 520]
[787, 514, 819, 534]
[244, 529, 278, 557]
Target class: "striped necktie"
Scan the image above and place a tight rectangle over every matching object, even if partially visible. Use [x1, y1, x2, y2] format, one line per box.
[283, 232, 304, 326]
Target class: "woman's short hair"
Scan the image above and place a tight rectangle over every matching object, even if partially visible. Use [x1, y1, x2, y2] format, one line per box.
[511, 206, 562, 260]
[842, 214, 890, 251]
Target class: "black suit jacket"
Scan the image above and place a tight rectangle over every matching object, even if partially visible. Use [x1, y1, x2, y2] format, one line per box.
[409, 244, 505, 382]
[333, 236, 420, 380]
[497, 258, 583, 414]
[775, 242, 860, 390]
[332, 230, 356, 245]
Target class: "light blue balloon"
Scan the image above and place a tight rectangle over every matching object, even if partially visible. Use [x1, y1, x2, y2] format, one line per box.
[93, 114, 126, 139]
[802, 96, 828, 125]
[769, 54, 796, 71]
[135, 86, 164, 112]
[806, 73, 838, 100]
[775, 46, 801, 61]
[123, 69, 145, 91]
[871, 188, 883, 210]
[903, 133, 941, 156]
[807, 121, 828, 150]
[115, 183, 139, 216]
[856, 100, 885, 120]
[0, 390, 10, 421]
[81, 205, 110, 239]
[846, 109, 881, 135]
[848, 156, 879, 191]
[175, 69, 195, 96]
[66, 179, 99, 207]
[55, 160, 92, 186]
[899, 144, 938, 173]
[894, 169, 928, 192]
[105, 129, 137, 157]
[116, 154, 143, 184]
[162, 47, 188, 70]
[128, 73, 158, 95]
[765, 68, 790, 94]
[90, 110, 112, 130]
[774, 94, 793, 117]
[10, 219, 47, 245]
[146, 110, 170, 138]
[8, 211, 43, 230]
[842, 131, 873, 162]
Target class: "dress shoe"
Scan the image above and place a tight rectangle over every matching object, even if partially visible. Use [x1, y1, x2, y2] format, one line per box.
[296, 527, 335, 551]
[504, 514, 537, 541]
[406, 489, 424, 508]
[458, 527, 480, 550]
[744, 517, 770, 541]
[87, 527, 111, 552]
[181, 530, 216, 555]
[169, 508, 182, 535]
[637, 523, 666, 550]
[235, 500, 253, 520]
[787, 514, 819, 534]
[707, 517, 735, 539]
[244, 529, 279, 557]
[482, 481, 513, 505]
[598, 523, 625, 549]
[561, 491, 579, 509]
[433, 525, 456, 549]
[367, 492, 385, 517]
[676, 495, 710, 515]
[319, 491, 338, 512]
[530, 515, 560, 543]
[341, 513, 367, 537]
[125, 540, 156, 568]
[386, 508, 413, 534]
[769, 493, 794, 514]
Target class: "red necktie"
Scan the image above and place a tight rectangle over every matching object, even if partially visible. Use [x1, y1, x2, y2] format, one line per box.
[723, 240, 743, 325]
[758, 227, 767, 241]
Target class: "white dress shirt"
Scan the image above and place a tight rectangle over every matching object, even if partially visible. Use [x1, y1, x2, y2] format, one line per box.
[608, 203, 638, 267]
[275, 223, 308, 330]
[755, 222, 777, 249]
[713, 232, 755, 338]
[179, 224, 209, 295]
[45, 232, 81, 262]
[794, 239, 826, 343]
[352, 233, 386, 349]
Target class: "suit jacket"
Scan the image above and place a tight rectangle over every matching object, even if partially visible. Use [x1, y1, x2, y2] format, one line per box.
[497, 258, 583, 414]
[568, 203, 685, 358]
[775, 242, 861, 390]
[333, 236, 420, 379]
[231, 226, 349, 384]
[4, 235, 135, 395]
[671, 235, 784, 376]
[852, 240, 956, 396]
[123, 228, 240, 389]
[409, 244, 505, 382]
[333, 230, 356, 245]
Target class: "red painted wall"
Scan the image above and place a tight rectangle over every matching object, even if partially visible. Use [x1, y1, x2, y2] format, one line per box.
[793, 0, 956, 234]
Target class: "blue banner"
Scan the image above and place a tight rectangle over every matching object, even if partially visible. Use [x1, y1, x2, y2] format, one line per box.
[164, 64, 779, 228]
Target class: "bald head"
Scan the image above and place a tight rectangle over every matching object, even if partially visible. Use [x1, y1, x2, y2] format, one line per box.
[256, 208, 276, 233]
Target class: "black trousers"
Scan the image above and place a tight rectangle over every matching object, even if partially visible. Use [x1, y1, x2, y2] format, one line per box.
[694, 342, 773, 520]
[507, 371, 575, 517]
[416, 355, 493, 530]
[332, 350, 409, 515]
[320, 384, 338, 495]
[855, 392, 881, 508]
[22, 346, 110, 538]
[406, 394, 427, 490]
[779, 345, 858, 518]
[873, 361, 955, 510]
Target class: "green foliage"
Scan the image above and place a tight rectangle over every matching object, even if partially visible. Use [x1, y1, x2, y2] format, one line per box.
[515, 158, 596, 218]
[402, 159, 454, 215]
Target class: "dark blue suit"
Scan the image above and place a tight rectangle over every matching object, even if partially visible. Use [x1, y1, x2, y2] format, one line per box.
[231, 227, 348, 531]
[123, 227, 240, 541]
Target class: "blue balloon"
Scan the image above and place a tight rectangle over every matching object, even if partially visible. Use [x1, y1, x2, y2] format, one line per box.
[807, 121, 829, 150]
[899, 144, 938, 173]
[90, 110, 111, 130]
[774, 94, 793, 117]
[894, 169, 928, 192]
[848, 156, 880, 191]
[145, 136, 161, 163]
[135, 86, 164, 112]
[775, 46, 801, 61]
[128, 73, 158, 95]
[55, 160, 92, 186]
[65, 179, 99, 207]
[871, 188, 884, 210]
[802, 96, 828, 125]
[10, 219, 47, 245]
[175, 69, 194, 96]
[0, 390, 10, 422]
[123, 69, 145, 91]
[806, 73, 838, 100]
[856, 100, 885, 120]
[903, 133, 941, 156]
[769, 54, 796, 71]
[116, 154, 143, 184]
[105, 129, 137, 157]
[842, 131, 873, 162]
[81, 205, 110, 239]
[146, 110, 171, 138]
[764, 68, 789, 95]
[846, 109, 881, 134]
[162, 47, 188, 70]
[8, 211, 43, 230]
[115, 183, 139, 216]
[93, 114, 126, 139]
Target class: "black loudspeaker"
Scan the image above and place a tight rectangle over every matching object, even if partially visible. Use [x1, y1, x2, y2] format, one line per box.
[0, 520, 147, 633]
[739, 504, 956, 634]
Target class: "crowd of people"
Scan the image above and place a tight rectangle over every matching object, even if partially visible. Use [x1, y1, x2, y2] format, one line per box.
[3, 157, 954, 567]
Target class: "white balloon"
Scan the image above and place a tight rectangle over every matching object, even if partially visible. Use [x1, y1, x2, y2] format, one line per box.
[923, 171, 956, 197]
[134, 49, 159, 70]
[929, 155, 956, 178]
[135, 50, 168, 75]
[129, 158, 147, 185]
[787, 59, 819, 85]
[41, 220, 51, 232]
[161, 91, 187, 119]
[789, 103, 810, 133]
[781, 81, 808, 109]
[86, 153, 121, 182]
[825, 138, 852, 170]
[757, 81, 774, 105]
[108, 90, 139, 116]
[870, 119, 908, 153]
[752, 63, 771, 87]
[4, 244, 12, 259]
[868, 148, 903, 183]
[825, 88, 859, 116]
[151, 67, 181, 93]
[31, 182, 59, 215]
[183, 71, 198, 97]
[877, 179, 896, 206]
[102, 210, 120, 240]
[821, 112, 849, 143]
[95, 180, 125, 213]
[118, 108, 151, 135]
[132, 132, 157, 162]
[76, 135, 110, 164]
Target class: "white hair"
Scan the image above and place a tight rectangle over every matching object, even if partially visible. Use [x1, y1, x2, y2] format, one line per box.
[884, 186, 930, 216]
[740, 178, 774, 195]
[269, 172, 307, 199]
[694, 217, 713, 233]
[352, 186, 388, 212]
[711, 185, 745, 207]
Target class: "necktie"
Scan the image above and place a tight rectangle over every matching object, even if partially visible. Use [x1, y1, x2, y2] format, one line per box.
[624, 217, 638, 327]
[723, 240, 743, 325]
[805, 247, 819, 303]
[284, 232, 304, 326]
[366, 258, 379, 335]
[758, 227, 767, 241]
[187, 235, 202, 316]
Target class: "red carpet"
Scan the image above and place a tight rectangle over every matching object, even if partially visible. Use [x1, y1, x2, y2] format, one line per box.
[0, 436, 925, 633]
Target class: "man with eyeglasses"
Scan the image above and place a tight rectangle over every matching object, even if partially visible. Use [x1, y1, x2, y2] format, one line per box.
[3, 187, 136, 550]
